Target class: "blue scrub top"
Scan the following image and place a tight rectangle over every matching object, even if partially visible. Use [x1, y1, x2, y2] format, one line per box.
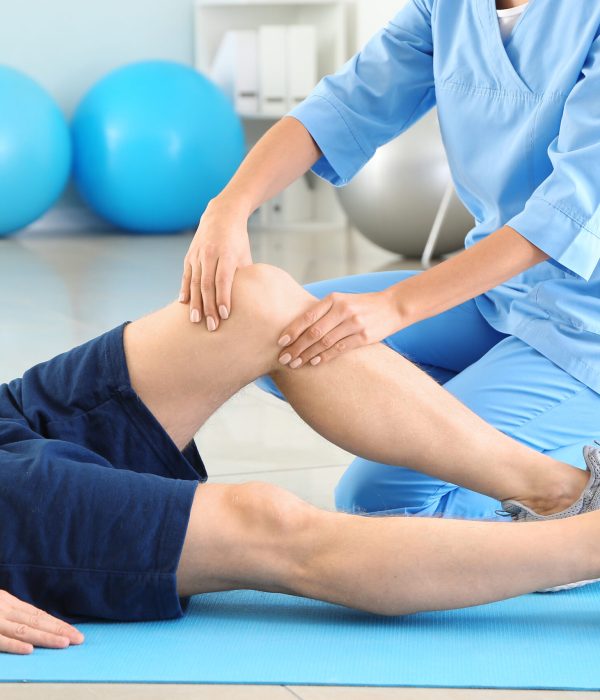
[289, 0, 600, 395]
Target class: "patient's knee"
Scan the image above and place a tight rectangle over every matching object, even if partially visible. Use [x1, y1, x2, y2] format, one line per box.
[177, 481, 318, 596]
[231, 482, 322, 585]
[232, 264, 313, 328]
[229, 480, 316, 541]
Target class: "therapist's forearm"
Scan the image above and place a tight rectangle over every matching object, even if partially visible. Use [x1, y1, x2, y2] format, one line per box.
[391, 225, 549, 326]
[214, 116, 322, 219]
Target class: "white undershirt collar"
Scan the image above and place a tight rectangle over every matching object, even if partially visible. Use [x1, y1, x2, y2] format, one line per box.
[497, 3, 528, 43]
[497, 4, 528, 18]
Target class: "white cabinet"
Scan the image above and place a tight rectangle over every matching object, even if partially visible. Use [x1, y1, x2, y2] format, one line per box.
[194, 0, 350, 113]
[194, 0, 354, 231]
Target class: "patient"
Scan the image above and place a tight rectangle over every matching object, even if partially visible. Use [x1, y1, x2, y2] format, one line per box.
[1, 263, 600, 655]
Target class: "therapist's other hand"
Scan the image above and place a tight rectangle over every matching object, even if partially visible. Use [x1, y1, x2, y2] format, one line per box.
[0, 590, 85, 655]
[180, 199, 253, 330]
[277, 290, 402, 368]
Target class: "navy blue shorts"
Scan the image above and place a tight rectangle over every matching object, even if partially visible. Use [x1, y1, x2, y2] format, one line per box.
[0, 324, 207, 623]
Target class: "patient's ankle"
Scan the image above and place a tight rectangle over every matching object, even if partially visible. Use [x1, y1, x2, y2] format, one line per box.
[519, 464, 589, 516]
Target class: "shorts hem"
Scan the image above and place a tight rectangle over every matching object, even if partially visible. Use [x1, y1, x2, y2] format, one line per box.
[156, 478, 200, 619]
[105, 323, 208, 483]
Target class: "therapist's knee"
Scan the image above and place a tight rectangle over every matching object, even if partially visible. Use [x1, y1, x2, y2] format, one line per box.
[335, 458, 444, 515]
[334, 458, 393, 514]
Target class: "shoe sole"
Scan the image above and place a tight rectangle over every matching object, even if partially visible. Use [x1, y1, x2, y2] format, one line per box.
[537, 577, 600, 593]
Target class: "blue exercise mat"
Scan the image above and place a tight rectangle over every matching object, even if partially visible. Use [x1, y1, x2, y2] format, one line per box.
[1, 586, 600, 689]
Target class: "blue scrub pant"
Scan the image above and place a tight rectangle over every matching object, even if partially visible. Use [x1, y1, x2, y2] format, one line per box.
[259, 271, 600, 521]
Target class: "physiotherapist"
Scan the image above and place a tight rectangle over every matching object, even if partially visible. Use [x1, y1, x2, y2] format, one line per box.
[179, 0, 600, 521]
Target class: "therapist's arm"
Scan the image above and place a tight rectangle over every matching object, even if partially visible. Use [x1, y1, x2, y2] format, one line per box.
[390, 225, 548, 325]
[276, 226, 548, 368]
[179, 117, 322, 329]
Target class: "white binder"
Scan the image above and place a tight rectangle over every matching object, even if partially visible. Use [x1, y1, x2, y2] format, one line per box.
[286, 25, 318, 110]
[210, 30, 259, 114]
[258, 25, 288, 116]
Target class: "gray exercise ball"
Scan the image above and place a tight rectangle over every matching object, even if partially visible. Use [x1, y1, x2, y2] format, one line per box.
[336, 110, 473, 258]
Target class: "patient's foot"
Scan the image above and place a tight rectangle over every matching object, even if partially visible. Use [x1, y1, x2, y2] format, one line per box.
[500, 445, 600, 592]
[504, 449, 592, 518]
[503, 446, 600, 521]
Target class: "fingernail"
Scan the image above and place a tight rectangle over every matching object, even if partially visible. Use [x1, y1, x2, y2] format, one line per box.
[191, 309, 200, 323]
[289, 358, 303, 369]
[58, 637, 70, 647]
[278, 335, 291, 347]
[310, 357, 321, 366]
[279, 353, 292, 365]
[219, 305, 229, 320]
[207, 316, 217, 332]
[178, 293, 185, 303]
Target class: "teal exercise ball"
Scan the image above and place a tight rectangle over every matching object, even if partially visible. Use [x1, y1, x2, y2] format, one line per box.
[72, 61, 246, 233]
[0, 66, 71, 236]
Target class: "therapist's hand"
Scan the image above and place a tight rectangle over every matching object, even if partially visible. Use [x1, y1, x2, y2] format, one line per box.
[277, 290, 403, 368]
[0, 590, 85, 655]
[180, 199, 253, 330]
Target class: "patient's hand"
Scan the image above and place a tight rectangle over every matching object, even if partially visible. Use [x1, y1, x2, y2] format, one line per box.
[0, 590, 84, 654]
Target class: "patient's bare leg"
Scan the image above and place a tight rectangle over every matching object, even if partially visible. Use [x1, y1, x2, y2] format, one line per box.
[176, 480, 600, 615]
[123, 263, 598, 615]
[125, 264, 585, 514]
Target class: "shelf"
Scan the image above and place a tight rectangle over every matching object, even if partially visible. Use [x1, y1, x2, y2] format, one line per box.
[194, 0, 348, 79]
[194, 0, 350, 232]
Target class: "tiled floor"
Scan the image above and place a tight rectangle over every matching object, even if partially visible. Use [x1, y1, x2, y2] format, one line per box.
[1, 227, 595, 699]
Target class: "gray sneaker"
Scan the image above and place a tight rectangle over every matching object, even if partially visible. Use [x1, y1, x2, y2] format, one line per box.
[500, 444, 600, 593]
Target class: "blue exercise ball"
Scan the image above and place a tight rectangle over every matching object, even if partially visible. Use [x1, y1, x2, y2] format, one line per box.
[72, 61, 246, 233]
[0, 66, 71, 236]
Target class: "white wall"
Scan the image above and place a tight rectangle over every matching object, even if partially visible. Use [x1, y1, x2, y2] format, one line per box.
[356, 0, 408, 46]
[0, 0, 407, 230]
[0, 0, 198, 229]
[0, 0, 409, 116]
[0, 0, 196, 117]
